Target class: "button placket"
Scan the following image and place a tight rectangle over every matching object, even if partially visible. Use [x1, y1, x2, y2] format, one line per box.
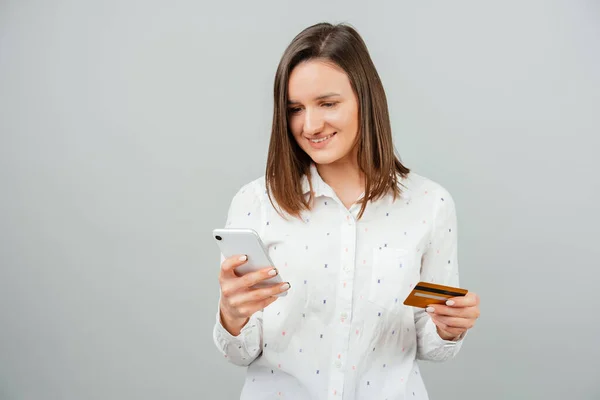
[327, 209, 356, 400]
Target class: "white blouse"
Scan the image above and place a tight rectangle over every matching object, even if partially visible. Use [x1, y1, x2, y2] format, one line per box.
[213, 164, 465, 400]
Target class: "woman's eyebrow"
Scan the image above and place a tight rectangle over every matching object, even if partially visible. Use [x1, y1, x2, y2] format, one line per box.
[288, 92, 341, 105]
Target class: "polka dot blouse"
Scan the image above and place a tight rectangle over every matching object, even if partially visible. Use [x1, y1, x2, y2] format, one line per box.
[213, 164, 465, 400]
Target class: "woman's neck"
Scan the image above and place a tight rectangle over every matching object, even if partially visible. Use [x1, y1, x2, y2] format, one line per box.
[316, 158, 364, 209]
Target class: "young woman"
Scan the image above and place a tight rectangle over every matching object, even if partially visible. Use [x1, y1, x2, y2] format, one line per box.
[213, 22, 480, 400]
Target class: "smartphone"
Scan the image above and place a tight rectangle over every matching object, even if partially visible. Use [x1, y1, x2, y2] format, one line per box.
[212, 228, 286, 296]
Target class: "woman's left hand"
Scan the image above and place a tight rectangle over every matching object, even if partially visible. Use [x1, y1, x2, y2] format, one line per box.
[426, 291, 480, 341]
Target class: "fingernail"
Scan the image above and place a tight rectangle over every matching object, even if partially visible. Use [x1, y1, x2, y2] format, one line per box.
[268, 268, 278, 276]
[426, 307, 435, 313]
[280, 282, 291, 291]
[446, 300, 455, 306]
[239, 255, 247, 261]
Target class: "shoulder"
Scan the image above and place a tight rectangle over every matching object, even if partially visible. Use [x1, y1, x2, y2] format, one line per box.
[228, 176, 267, 206]
[397, 171, 456, 215]
[400, 171, 453, 199]
[224, 176, 268, 227]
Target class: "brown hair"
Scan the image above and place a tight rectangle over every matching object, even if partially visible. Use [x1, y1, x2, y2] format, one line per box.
[266, 22, 410, 219]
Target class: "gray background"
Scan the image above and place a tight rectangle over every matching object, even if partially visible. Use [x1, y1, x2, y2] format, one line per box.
[1, 0, 599, 399]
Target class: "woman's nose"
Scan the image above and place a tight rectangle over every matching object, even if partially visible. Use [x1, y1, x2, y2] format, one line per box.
[303, 109, 324, 135]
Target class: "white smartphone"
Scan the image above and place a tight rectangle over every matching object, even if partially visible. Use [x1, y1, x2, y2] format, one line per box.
[212, 228, 286, 296]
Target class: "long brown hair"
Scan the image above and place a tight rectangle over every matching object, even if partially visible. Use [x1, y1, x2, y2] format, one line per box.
[266, 22, 410, 219]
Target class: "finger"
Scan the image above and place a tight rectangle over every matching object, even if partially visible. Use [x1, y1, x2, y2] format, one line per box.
[238, 267, 279, 290]
[257, 294, 279, 310]
[431, 316, 466, 337]
[229, 282, 291, 307]
[430, 314, 476, 329]
[446, 292, 479, 307]
[221, 267, 277, 296]
[240, 295, 279, 317]
[220, 254, 250, 277]
[426, 304, 479, 319]
[220, 266, 278, 298]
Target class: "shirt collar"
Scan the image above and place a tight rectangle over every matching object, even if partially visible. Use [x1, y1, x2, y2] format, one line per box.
[301, 163, 411, 202]
[301, 163, 333, 198]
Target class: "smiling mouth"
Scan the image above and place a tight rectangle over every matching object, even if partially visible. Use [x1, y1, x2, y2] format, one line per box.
[309, 133, 336, 143]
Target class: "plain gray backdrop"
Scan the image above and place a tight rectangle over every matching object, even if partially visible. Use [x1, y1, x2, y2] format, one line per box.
[1, 1, 599, 399]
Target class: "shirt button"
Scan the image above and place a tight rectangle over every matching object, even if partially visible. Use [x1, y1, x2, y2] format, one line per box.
[335, 360, 342, 368]
[341, 312, 348, 319]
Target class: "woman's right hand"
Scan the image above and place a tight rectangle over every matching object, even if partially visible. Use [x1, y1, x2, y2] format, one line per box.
[218, 254, 290, 336]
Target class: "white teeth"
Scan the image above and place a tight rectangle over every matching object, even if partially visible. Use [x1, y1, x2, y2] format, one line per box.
[310, 133, 334, 143]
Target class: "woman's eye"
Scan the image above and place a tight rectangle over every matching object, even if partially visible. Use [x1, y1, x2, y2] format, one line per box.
[288, 107, 302, 114]
[322, 102, 337, 108]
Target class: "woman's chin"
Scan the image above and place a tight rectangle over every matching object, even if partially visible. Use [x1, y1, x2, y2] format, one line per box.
[307, 151, 341, 166]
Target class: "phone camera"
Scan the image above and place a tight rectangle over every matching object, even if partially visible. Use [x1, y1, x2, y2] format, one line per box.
[215, 235, 222, 241]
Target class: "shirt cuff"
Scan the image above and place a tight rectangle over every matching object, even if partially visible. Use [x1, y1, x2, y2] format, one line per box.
[214, 304, 260, 346]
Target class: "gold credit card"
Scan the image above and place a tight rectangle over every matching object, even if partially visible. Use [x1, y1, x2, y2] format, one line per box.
[403, 281, 468, 308]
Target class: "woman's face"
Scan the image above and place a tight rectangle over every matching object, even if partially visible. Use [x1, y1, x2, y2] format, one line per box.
[287, 60, 359, 167]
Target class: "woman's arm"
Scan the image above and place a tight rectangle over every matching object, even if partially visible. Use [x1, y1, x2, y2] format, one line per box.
[414, 187, 465, 362]
[213, 296, 264, 367]
[212, 181, 266, 366]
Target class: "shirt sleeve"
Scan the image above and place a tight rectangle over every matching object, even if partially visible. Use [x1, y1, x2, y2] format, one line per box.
[212, 180, 265, 367]
[414, 188, 466, 362]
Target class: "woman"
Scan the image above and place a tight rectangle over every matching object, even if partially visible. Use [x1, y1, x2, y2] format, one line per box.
[213, 22, 480, 400]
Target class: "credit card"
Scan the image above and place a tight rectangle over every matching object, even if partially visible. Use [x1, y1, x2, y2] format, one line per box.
[403, 281, 468, 308]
